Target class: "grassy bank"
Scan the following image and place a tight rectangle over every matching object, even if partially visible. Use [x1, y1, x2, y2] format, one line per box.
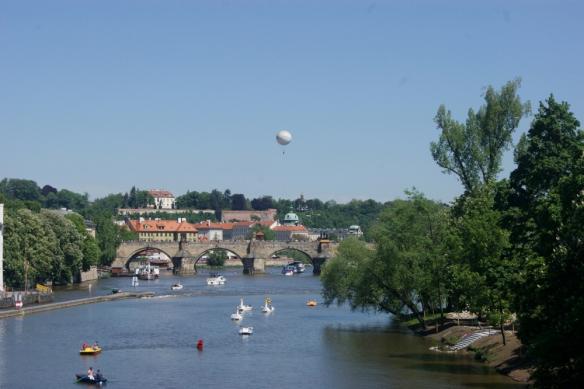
[407, 317, 532, 384]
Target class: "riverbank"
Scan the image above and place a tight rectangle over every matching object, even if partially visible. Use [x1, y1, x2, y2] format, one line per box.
[0, 291, 154, 319]
[409, 320, 532, 384]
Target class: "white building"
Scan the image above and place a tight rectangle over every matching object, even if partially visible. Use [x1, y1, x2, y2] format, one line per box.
[348, 225, 363, 237]
[148, 190, 176, 210]
[194, 221, 232, 241]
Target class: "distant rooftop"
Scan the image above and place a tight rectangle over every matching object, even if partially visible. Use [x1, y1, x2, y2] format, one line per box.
[148, 189, 174, 198]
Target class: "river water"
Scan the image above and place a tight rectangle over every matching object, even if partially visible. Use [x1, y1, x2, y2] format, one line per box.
[0, 268, 522, 388]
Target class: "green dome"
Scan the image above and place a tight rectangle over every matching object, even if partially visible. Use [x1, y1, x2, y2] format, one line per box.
[283, 212, 300, 225]
[284, 213, 300, 222]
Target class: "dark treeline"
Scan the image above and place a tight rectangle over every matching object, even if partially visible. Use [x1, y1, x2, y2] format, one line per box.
[321, 80, 584, 387]
[177, 191, 386, 236]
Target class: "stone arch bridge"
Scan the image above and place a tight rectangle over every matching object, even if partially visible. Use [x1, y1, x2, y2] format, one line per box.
[112, 240, 338, 275]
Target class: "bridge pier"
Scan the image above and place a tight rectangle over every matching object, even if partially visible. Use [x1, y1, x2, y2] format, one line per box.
[242, 256, 255, 275]
[173, 257, 196, 275]
[311, 256, 328, 275]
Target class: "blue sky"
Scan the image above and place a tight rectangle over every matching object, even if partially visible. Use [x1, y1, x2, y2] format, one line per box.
[1, 0, 583, 203]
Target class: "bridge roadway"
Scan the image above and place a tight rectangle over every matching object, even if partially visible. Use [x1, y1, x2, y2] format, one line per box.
[113, 240, 338, 275]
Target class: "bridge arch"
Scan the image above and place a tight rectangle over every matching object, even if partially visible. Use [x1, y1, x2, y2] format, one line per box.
[269, 247, 313, 264]
[192, 247, 245, 271]
[124, 246, 176, 270]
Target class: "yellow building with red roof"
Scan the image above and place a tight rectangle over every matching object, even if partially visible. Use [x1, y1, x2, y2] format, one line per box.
[127, 219, 198, 242]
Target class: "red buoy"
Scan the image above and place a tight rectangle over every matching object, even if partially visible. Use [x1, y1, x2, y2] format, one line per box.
[196, 339, 204, 350]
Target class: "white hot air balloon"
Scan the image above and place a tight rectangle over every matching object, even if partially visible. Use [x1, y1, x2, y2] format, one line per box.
[276, 130, 292, 154]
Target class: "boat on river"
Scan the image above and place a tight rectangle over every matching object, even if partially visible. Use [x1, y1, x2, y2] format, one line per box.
[282, 265, 295, 276]
[79, 346, 102, 355]
[137, 264, 159, 280]
[75, 374, 107, 385]
[288, 261, 306, 273]
[171, 283, 183, 290]
[306, 300, 318, 307]
[261, 297, 274, 313]
[237, 298, 252, 312]
[207, 274, 226, 285]
[239, 326, 253, 335]
[230, 309, 243, 321]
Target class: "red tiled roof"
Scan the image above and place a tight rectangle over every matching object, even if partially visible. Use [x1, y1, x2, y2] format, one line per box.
[194, 221, 234, 230]
[128, 220, 198, 233]
[148, 190, 174, 198]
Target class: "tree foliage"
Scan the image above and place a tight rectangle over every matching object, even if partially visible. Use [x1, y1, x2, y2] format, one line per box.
[206, 250, 228, 267]
[3, 209, 97, 287]
[322, 191, 449, 329]
[507, 96, 584, 386]
[431, 79, 530, 193]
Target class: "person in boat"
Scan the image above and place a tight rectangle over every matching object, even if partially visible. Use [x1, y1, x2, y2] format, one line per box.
[95, 369, 102, 381]
[93, 341, 99, 349]
[87, 367, 95, 380]
[82, 342, 89, 350]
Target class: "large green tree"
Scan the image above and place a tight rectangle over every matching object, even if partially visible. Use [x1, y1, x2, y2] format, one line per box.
[65, 213, 100, 271]
[95, 215, 121, 266]
[3, 209, 54, 287]
[322, 191, 449, 329]
[507, 96, 584, 386]
[446, 186, 514, 344]
[431, 79, 530, 193]
[40, 211, 84, 284]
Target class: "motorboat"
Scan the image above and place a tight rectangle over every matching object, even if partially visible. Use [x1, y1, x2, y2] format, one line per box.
[75, 374, 107, 385]
[230, 309, 243, 321]
[237, 298, 252, 312]
[288, 261, 306, 273]
[138, 272, 155, 281]
[282, 265, 295, 276]
[79, 346, 102, 355]
[306, 299, 318, 307]
[239, 326, 253, 335]
[137, 264, 160, 280]
[111, 288, 122, 294]
[171, 283, 183, 291]
[261, 297, 274, 313]
[207, 274, 226, 285]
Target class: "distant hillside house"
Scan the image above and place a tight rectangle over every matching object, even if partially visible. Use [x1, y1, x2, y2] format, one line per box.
[221, 209, 277, 223]
[127, 219, 198, 242]
[148, 189, 176, 209]
[272, 225, 309, 241]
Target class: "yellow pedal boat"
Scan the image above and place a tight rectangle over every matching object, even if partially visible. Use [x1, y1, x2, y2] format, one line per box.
[306, 300, 318, 307]
[79, 346, 102, 355]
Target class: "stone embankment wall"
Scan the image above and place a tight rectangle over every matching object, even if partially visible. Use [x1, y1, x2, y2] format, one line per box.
[79, 266, 98, 282]
[0, 291, 154, 319]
